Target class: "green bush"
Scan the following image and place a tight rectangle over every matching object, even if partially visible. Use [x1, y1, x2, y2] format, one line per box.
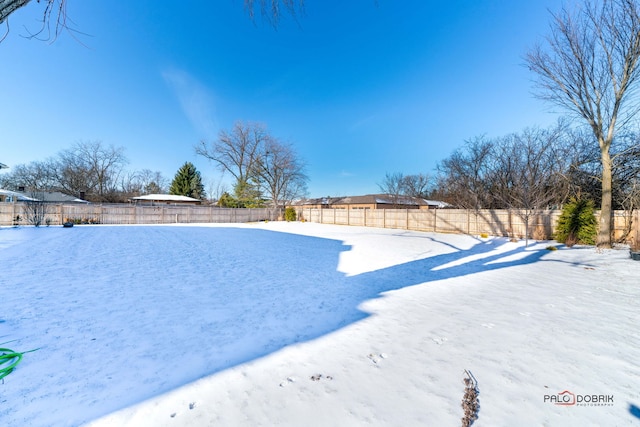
[284, 207, 297, 222]
[554, 198, 597, 246]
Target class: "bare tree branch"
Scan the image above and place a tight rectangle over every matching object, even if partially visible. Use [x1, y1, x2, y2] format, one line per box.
[526, 0, 640, 247]
[243, 0, 305, 26]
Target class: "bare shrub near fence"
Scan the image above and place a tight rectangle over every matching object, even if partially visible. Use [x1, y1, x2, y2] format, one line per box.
[23, 199, 49, 227]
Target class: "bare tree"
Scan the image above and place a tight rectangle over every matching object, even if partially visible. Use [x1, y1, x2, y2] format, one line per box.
[377, 172, 405, 207]
[196, 121, 266, 185]
[402, 173, 432, 199]
[0, 159, 58, 191]
[206, 177, 229, 203]
[197, 121, 308, 208]
[436, 136, 495, 210]
[57, 141, 127, 202]
[526, 0, 640, 247]
[196, 121, 269, 205]
[140, 169, 168, 195]
[120, 169, 168, 198]
[22, 191, 49, 227]
[1, 0, 72, 42]
[252, 137, 308, 212]
[492, 126, 571, 244]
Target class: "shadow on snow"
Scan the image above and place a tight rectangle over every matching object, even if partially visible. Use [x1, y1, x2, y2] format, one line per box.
[0, 226, 555, 426]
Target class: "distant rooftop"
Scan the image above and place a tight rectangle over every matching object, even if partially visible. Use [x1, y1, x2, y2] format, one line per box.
[0, 189, 88, 203]
[130, 194, 201, 203]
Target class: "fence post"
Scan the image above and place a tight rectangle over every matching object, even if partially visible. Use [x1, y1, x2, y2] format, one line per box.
[406, 209, 409, 230]
[433, 209, 437, 233]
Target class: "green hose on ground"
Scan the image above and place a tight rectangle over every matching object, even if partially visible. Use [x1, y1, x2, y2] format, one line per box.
[0, 346, 39, 381]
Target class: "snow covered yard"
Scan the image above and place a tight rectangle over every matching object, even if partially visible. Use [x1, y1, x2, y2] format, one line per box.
[1, 222, 639, 426]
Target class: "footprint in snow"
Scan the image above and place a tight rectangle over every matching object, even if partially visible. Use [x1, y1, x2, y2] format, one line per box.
[279, 376, 296, 387]
[310, 374, 333, 381]
[432, 337, 448, 345]
[367, 353, 388, 364]
[481, 323, 495, 328]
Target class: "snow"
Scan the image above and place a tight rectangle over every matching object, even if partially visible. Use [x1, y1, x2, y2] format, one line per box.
[1, 222, 639, 426]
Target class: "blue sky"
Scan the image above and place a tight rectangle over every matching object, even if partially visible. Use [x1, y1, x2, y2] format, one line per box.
[1, 0, 564, 198]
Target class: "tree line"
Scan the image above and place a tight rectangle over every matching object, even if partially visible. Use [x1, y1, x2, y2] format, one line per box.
[380, 120, 639, 236]
[0, 121, 309, 207]
[0, 140, 169, 203]
[431, 121, 640, 213]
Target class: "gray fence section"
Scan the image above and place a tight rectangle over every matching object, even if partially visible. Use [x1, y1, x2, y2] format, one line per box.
[0, 203, 275, 226]
[296, 207, 639, 241]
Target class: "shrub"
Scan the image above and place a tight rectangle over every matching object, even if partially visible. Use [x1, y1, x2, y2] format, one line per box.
[64, 217, 101, 225]
[284, 207, 297, 222]
[461, 370, 480, 427]
[555, 198, 597, 246]
[533, 226, 548, 241]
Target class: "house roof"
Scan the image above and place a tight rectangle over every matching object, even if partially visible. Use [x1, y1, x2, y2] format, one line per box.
[37, 192, 89, 203]
[296, 194, 449, 208]
[0, 189, 38, 201]
[423, 199, 450, 208]
[292, 196, 343, 206]
[333, 194, 430, 206]
[0, 189, 88, 203]
[130, 194, 201, 202]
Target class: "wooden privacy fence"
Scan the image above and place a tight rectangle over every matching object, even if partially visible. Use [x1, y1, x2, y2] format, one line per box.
[295, 207, 640, 242]
[0, 203, 275, 226]
[2, 203, 638, 243]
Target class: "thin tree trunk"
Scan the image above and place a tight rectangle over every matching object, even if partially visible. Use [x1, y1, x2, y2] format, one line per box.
[598, 149, 613, 247]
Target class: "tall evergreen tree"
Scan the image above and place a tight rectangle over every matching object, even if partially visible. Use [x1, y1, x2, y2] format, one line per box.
[169, 162, 206, 199]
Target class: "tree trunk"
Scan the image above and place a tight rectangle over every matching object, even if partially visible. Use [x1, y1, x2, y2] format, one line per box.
[598, 149, 613, 248]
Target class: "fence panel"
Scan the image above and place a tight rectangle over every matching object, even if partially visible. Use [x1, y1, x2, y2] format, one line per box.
[293, 207, 638, 243]
[0, 203, 276, 226]
[1, 203, 637, 244]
